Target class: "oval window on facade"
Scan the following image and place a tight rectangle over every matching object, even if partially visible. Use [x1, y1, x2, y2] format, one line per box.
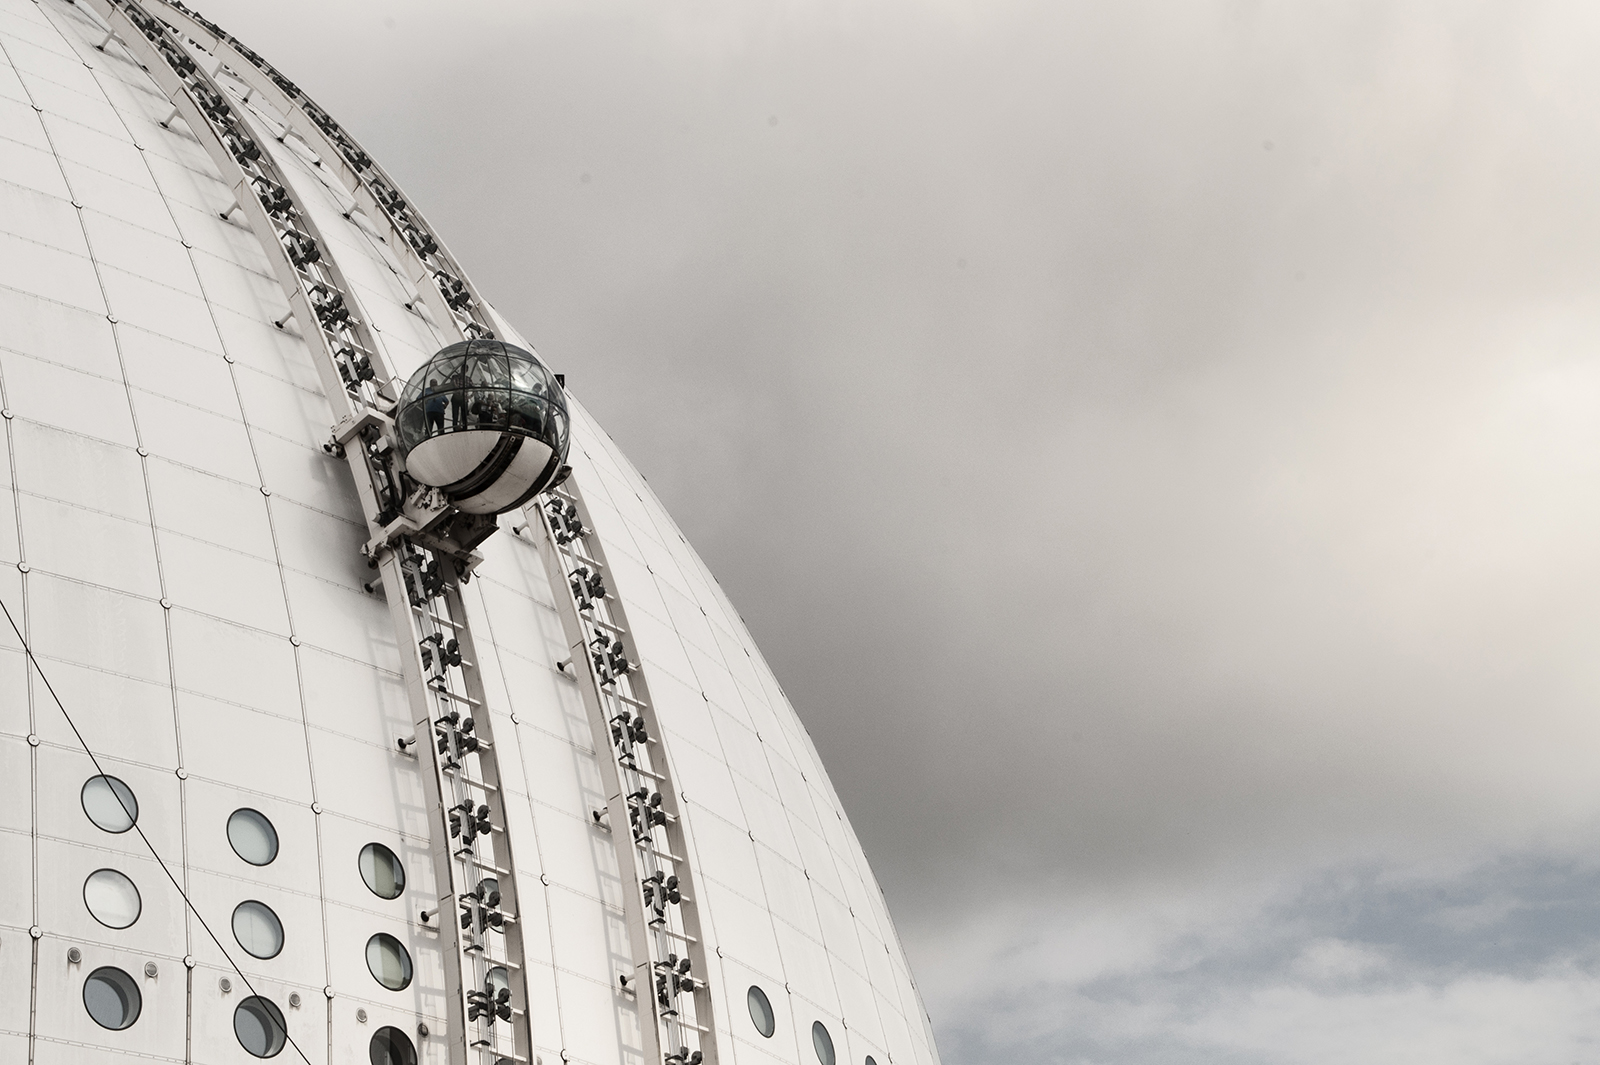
[235, 995, 288, 1058]
[83, 868, 141, 929]
[81, 775, 138, 833]
[747, 985, 775, 1037]
[228, 808, 279, 866]
[813, 1021, 836, 1065]
[232, 900, 285, 959]
[359, 842, 406, 899]
[83, 966, 142, 1030]
[366, 932, 413, 990]
[370, 1025, 418, 1065]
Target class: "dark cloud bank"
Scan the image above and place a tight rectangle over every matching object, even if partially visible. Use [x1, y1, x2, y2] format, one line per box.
[202, 1, 1600, 1060]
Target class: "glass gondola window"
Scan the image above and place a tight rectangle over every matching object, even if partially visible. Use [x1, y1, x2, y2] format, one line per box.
[366, 932, 413, 990]
[228, 808, 279, 866]
[370, 1026, 417, 1065]
[83, 868, 141, 929]
[83, 966, 141, 1030]
[232, 900, 285, 959]
[235, 995, 288, 1058]
[81, 775, 138, 833]
[747, 985, 776, 1037]
[394, 338, 571, 515]
[359, 842, 406, 899]
[813, 1021, 836, 1065]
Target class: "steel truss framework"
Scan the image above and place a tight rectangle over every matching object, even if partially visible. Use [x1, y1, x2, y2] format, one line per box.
[77, 3, 718, 1064]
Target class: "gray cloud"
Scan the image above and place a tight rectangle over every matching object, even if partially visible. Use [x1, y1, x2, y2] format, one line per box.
[198, 0, 1600, 1058]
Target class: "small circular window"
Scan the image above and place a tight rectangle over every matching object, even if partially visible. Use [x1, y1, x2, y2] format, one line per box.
[84, 966, 142, 1029]
[486, 965, 509, 998]
[83, 868, 141, 929]
[370, 1025, 418, 1065]
[366, 932, 413, 990]
[228, 808, 279, 865]
[747, 984, 775, 1037]
[235, 995, 287, 1058]
[813, 1021, 836, 1065]
[359, 842, 406, 899]
[232, 900, 284, 959]
[81, 775, 138, 833]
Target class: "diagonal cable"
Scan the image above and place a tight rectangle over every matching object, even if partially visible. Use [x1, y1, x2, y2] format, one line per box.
[0, 595, 314, 1065]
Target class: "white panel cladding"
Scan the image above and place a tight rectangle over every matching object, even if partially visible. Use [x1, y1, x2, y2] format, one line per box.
[190, 964, 331, 1065]
[0, 0, 941, 1062]
[34, 937, 186, 1062]
[550, 403, 937, 1065]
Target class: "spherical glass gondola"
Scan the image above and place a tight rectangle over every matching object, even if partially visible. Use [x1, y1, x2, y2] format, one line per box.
[395, 339, 570, 515]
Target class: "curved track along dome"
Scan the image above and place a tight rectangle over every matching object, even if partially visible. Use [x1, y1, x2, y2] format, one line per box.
[0, 3, 943, 1065]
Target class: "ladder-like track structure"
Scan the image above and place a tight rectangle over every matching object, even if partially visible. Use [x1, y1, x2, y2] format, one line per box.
[84, 4, 719, 1064]
[530, 484, 717, 1065]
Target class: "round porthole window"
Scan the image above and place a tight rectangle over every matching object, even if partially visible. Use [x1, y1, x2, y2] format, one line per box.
[486, 965, 509, 998]
[747, 985, 775, 1038]
[81, 775, 138, 833]
[370, 1025, 418, 1065]
[232, 900, 284, 959]
[83, 868, 141, 929]
[228, 808, 279, 865]
[235, 995, 288, 1058]
[83, 966, 141, 1030]
[813, 1021, 836, 1065]
[366, 932, 413, 990]
[359, 842, 406, 899]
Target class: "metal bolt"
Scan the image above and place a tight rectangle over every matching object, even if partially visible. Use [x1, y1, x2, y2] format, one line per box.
[16, 563, 28, 573]
[184, 955, 195, 969]
[28, 926, 40, 940]
[26, 735, 37, 747]
[356, 1007, 368, 1023]
[417, 1022, 429, 1038]
[67, 947, 81, 963]
[136, 447, 148, 457]
[288, 992, 301, 1008]
[144, 961, 158, 978]
[175, 768, 187, 780]
[219, 977, 231, 993]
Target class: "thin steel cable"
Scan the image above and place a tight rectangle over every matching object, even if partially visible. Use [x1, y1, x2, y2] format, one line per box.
[0, 595, 315, 1065]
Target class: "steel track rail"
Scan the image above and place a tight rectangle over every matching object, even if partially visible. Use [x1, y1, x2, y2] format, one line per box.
[81, 4, 535, 1063]
[113, 5, 722, 1062]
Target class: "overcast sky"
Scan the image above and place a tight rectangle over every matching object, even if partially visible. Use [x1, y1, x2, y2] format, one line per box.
[196, 1, 1600, 1061]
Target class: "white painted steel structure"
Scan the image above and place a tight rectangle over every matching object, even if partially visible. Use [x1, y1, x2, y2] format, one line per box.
[0, 2, 942, 1065]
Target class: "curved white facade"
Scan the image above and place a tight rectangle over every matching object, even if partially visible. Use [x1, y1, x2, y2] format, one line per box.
[0, 3, 941, 1065]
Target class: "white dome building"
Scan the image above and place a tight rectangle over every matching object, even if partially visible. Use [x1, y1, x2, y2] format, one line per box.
[0, 3, 942, 1065]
